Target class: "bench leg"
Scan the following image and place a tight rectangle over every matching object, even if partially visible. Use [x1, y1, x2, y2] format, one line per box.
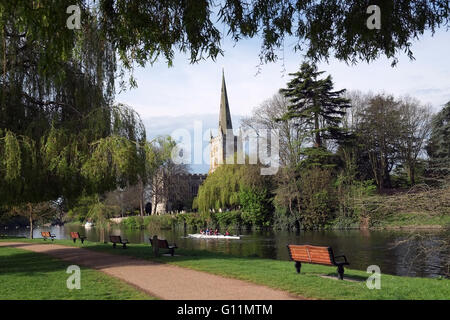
[337, 265, 344, 280]
[81, 238, 85, 244]
[73, 238, 76, 243]
[295, 261, 301, 274]
[122, 243, 127, 249]
[170, 248, 174, 256]
[112, 243, 116, 249]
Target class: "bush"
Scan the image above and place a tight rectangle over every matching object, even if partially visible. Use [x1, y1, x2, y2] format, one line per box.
[330, 216, 360, 229]
[335, 177, 377, 224]
[298, 168, 336, 229]
[213, 210, 242, 229]
[239, 188, 272, 227]
[144, 215, 176, 230]
[177, 212, 207, 229]
[120, 216, 145, 229]
[272, 206, 300, 230]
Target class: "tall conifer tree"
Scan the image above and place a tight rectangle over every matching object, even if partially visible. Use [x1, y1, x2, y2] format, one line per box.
[279, 62, 351, 165]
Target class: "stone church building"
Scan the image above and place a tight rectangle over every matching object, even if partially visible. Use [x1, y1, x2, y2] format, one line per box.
[209, 70, 241, 173]
[151, 70, 240, 214]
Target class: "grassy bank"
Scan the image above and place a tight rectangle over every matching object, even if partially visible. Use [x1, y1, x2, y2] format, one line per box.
[358, 186, 450, 229]
[2, 238, 449, 300]
[0, 246, 155, 300]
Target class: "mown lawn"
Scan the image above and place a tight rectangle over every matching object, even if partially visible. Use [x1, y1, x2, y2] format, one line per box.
[0, 246, 155, 300]
[1, 237, 449, 300]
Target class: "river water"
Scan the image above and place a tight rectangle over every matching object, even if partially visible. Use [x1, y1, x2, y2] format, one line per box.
[4, 224, 449, 278]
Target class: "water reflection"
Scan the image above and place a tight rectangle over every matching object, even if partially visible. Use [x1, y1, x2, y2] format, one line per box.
[5, 225, 449, 278]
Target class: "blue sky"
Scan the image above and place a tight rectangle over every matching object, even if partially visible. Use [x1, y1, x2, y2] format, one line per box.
[115, 29, 449, 173]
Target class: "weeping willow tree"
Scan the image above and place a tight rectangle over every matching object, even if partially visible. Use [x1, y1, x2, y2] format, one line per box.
[194, 158, 273, 226]
[0, 3, 149, 236]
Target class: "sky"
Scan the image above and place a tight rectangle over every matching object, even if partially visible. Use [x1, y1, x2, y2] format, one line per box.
[115, 28, 450, 173]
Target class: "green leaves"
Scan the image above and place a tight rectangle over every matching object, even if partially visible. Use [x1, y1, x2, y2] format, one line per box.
[4, 0, 447, 77]
[2, 131, 21, 181]
[239, 187, 271, 227]
[81, 135, 139, 189]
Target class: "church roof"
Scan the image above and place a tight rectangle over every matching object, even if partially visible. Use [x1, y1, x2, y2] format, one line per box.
[219, 69, 233, 135]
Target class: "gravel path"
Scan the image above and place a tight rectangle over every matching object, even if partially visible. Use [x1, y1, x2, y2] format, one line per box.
[0, 242, 303, 300]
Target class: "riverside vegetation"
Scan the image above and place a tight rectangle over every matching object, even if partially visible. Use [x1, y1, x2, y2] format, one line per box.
[113, 184, 450, 232]
[0, 3, 449, 235]
[3, 68, 449, 232]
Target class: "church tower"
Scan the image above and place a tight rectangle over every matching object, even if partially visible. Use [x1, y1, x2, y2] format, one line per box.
[209, 70, 239, 173]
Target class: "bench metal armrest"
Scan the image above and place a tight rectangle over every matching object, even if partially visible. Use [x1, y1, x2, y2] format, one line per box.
[334, 255, 348, 263]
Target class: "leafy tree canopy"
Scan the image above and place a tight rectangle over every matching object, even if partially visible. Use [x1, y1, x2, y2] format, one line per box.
[426, 101, 450, 184]
[0, 0, 448, 77]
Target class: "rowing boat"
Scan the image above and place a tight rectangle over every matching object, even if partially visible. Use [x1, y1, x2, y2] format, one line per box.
[187, 233, 241, 240]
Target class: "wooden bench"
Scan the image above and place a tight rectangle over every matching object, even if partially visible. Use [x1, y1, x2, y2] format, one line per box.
[70, 232, 87, 244]
[149, 238, 177, 256]
[41, 231, 56, 241]
[287, 244, 349, 280]
[110, 235, 129, 249]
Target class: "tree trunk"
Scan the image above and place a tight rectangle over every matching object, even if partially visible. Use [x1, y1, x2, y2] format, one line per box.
[408, 163, 416, 185]
[139, 180, 145, 216]
[100, 227, 105, 243]
[314, 111, 321, 148]
[383, 164, 392, 189]
[139, 192, 144, 217]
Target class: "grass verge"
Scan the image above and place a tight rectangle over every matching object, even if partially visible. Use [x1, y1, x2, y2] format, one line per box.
[0, 245, 155, 300]
[1, 237, 449, 300]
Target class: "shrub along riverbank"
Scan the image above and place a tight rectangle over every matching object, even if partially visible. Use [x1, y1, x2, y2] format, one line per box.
[1, 238, 448, 300]
[114, 185, 450, 231]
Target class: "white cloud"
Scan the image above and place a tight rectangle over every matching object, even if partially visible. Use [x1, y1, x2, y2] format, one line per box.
[116, 29, 450, 131]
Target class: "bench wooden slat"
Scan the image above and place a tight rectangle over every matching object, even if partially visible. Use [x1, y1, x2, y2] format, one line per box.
[287, 244, 349, 279]
[70, 232, 86, 243]
[109, 235, 128, 249]
[158, 239, 169, 248]
[149, 238, 177, 256]
[288, 244, 333, 265]
[70, 232, 79, 239]
[41, 231, 55, 241]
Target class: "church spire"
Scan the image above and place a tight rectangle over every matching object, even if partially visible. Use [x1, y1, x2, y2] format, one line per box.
[219, 68, 233, 135]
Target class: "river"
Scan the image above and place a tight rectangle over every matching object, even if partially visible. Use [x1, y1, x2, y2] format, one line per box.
[3, 224, 449, 278]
